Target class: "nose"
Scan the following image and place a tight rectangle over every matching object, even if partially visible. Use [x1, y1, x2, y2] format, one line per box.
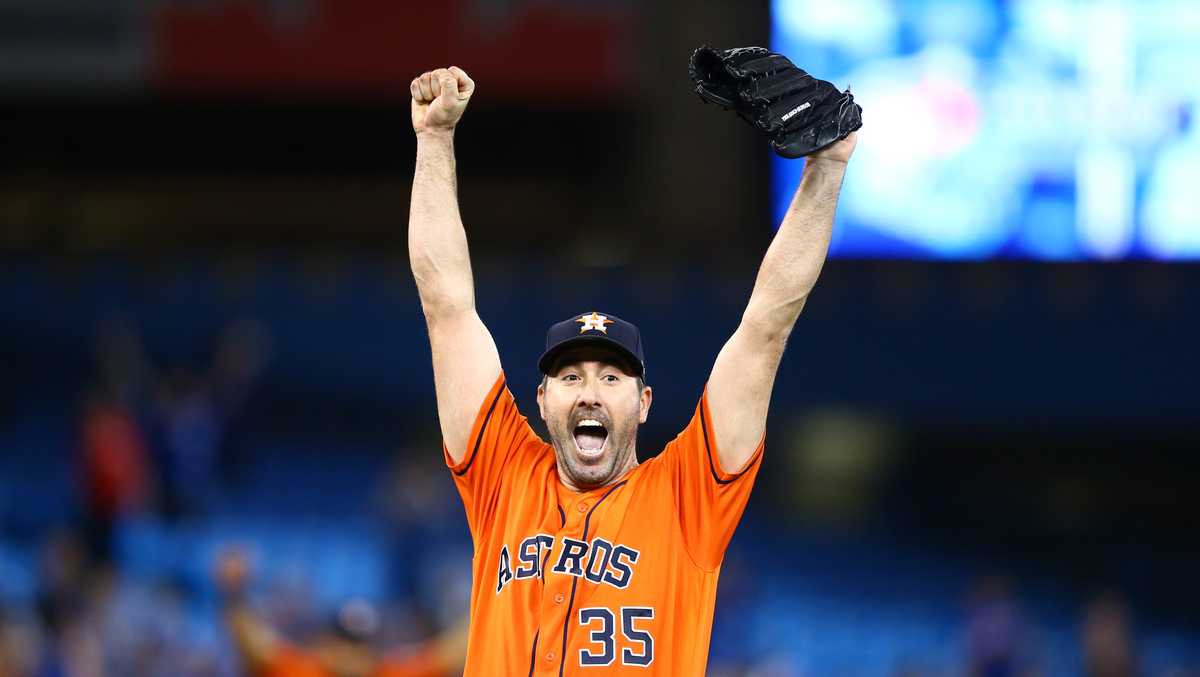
[576, 376, 602, 408]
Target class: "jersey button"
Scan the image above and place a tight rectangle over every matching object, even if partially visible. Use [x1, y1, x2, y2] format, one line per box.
[577, 502, 588, 513]
[545, 651, 555, 662]
[554, 592, 565, 604]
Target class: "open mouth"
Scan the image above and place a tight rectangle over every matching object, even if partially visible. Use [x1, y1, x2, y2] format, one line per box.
[572, 418, 609, 458]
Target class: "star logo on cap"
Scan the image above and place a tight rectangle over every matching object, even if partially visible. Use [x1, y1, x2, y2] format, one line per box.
[576, 312, 613, 334]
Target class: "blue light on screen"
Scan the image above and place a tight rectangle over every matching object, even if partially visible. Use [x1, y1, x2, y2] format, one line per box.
[771, 0, 1200, 260]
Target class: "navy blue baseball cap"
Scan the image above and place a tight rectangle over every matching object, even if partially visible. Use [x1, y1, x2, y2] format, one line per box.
[538, 311, 645, 378]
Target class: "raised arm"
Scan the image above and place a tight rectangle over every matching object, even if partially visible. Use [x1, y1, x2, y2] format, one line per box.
[706, 134, 857, 472]
[408, 67, 502, 463]
[214, 547, 279, 674]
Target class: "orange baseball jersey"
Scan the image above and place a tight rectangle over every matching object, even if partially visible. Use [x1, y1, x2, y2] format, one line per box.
[444, 372, 764, 675]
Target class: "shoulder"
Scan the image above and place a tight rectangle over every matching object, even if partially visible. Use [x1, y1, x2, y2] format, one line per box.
[626, 452, 670, 486]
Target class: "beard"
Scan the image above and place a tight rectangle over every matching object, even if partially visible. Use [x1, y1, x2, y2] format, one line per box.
[546, 406, 639, 491]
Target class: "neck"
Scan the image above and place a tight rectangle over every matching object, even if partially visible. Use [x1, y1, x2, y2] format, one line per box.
[556, 447, 638, 493]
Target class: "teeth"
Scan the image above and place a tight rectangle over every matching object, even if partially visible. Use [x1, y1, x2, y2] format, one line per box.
[578, 419, 604, 428]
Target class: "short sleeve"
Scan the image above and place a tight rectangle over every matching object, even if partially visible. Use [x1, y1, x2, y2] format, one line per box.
[657, 384, 764, 571]
[443, 372, 543, 542]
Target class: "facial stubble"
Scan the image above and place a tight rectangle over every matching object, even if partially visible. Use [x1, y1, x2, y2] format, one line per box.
[548, 398, 640, 491]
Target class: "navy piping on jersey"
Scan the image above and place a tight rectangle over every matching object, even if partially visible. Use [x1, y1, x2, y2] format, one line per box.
[701, 402, 762, 485]
[527, 630, 539, 677]
[545, 507, 565, 575]
[527, 505, 568, 674]
[559, 480, 627, 677]
[454, 380, 507, 477]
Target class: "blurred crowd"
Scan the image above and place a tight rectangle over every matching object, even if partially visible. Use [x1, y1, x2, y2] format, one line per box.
[80, 316, 273, 549]
[0, 527, 1175, 677]
[0, 317, 469, 677]
[0, 317, 1195, 676]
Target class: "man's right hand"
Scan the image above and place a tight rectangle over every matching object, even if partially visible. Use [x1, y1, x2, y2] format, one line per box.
[410, 67, 475, 134]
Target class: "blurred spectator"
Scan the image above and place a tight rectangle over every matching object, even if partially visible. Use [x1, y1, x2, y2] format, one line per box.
[1082, 592, 1139, 677]
[78, 388, 150, 563]
[155, 367, 223, 520]
[258, 571, 321, 652]
[89, 315, 267, 523]
[0, 605, 37, 677]
[97, 573, 217, 677]
[373, 447, 467, 631]
[213, 547, 465, 677]
[93, 317, 156, 410]
[153, 318, 272, 521]
[26, 529, 217, 677]
[33, 531, 104, 677]
[965, 576, 1037, 677]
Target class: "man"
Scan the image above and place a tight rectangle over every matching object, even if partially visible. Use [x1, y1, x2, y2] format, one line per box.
[408, 66, 855, 675]
[214, 547, 466, 677]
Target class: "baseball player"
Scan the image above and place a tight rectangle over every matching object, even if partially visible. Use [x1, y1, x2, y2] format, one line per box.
[214, 547, 468, 677]
[408, 50, 858, 674]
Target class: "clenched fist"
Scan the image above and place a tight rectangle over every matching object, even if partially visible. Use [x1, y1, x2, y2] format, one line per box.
[410, 66, 475, 134]
[213, 545, 253, 595]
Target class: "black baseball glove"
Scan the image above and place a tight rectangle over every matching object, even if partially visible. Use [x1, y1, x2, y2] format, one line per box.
[689, 45, 862, 159]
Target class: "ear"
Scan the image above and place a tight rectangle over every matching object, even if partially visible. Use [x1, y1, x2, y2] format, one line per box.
[638, 385, 653, 424]
[536, 382, 547, 421]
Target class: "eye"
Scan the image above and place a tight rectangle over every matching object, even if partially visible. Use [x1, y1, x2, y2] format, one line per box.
[562, 374, 581, 382]
[602, 374, 620, 383]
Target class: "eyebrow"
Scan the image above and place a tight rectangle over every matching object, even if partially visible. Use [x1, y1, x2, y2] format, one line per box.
[553, 361, 634, 376]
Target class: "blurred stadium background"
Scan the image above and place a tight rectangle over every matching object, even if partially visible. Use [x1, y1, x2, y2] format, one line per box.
[1, 1, 1198, 675]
